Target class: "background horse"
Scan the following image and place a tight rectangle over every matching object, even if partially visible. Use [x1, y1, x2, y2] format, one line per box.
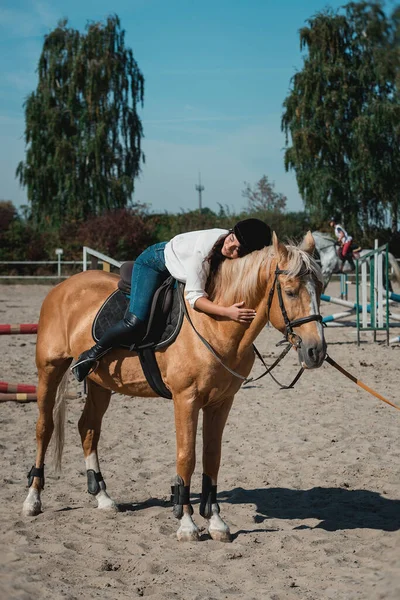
[312, 231, 400, 291]
[22, 232, 326, 542]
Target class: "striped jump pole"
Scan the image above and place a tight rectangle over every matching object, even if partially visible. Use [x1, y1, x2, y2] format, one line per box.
[0, 393, 38, 402]
[0, 381, 37, 393]
[345, 282, 400, 304]
[389, 335, 400, 344]
[320, 293, 400, 321]
[386, 291, 400, 303]
[322, 310, 354, 324]
[321, 294, 373, 313]
[0, 323, 38, 334]
[0, 391, 78, 402]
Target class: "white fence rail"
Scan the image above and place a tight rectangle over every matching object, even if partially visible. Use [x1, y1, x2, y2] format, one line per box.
[0, 260, 83, 280]
[0, 248, 398, 281]
[0, 246, 122, 280]
[82, 247, 122, 271]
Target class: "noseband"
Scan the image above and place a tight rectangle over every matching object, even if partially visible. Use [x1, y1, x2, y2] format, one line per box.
[267, 266, 323, 348]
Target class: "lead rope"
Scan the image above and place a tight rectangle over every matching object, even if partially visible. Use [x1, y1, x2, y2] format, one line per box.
[325, 354, 400, 411]
[178, 285, 303, 389]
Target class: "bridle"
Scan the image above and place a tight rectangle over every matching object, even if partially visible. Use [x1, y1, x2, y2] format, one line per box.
[266, 265, 323, 349]
[179, 263, 323, 388]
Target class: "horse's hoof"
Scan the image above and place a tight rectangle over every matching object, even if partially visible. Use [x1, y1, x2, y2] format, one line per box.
[97, 499, 118, 511]
[177, 528, 200, 542]
[176, 512, 200, 541]
[96, 491, 118, 511]
[208, 513, 231, 541]
[209, 528, 232, 542]
[22, 500, 41, 517]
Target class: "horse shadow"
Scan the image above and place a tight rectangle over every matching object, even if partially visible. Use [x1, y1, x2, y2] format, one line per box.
[215, 486, 400, 533]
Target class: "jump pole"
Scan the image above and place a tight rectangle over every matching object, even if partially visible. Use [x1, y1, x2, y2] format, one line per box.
[322, 310, 354, 324]
[321, 294, 373, 312]
[0, 392, 77, 402]
[0, 324, 40, 401]
[0, 381, 37, 393]
[0, 393, 38, 402]
[0, 324, 38, 334]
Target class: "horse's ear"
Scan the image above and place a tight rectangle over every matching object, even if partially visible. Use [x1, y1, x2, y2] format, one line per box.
[300, 231, 315, 255]
[272, 231, 288, 261]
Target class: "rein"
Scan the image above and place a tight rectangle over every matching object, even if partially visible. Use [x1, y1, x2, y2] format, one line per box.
[179, 265, 322, 389]
[325, 354, 400, 411]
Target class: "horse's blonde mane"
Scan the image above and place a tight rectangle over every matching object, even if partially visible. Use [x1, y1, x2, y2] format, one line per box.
[210, 242, 323, 306]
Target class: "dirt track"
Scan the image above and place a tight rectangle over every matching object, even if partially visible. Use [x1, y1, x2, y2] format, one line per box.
[1, 281, 400, 600]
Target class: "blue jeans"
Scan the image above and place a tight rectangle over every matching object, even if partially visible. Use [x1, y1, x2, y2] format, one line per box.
[129, 242, 169, 321]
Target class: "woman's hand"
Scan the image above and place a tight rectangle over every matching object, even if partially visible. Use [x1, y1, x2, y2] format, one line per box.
[193, 297, 256, 322]
[224, 301, 256, 323]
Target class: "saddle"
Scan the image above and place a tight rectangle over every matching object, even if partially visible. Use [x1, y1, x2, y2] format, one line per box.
[335, 242, 362, 260]
[92, 261, 184, 399]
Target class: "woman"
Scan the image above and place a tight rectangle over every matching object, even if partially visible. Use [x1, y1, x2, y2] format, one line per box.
[72, 218, 272, 382]
[329, 216, 355, 271]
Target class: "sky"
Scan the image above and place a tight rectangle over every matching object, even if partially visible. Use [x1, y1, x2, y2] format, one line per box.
[0, 0, 368, 216]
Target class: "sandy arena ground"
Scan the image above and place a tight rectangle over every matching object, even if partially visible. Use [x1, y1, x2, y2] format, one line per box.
[0, 278, 399, 600]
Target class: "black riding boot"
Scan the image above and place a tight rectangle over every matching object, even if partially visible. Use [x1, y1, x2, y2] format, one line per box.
[346, 256, 355, 271]
[71, 311, 145, 382]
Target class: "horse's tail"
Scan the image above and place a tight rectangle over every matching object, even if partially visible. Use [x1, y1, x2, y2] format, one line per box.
[52, 369, 69, 474]
[388, 253, 400, 284]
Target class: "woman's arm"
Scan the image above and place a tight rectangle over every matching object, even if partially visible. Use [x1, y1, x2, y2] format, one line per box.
[194, 296, 256, 323]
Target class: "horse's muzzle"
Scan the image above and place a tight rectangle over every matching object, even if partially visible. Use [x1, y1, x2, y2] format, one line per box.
[297, 337, 327, 369]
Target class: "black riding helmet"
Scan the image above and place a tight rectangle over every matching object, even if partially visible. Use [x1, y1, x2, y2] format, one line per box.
[233, 218, 272, 255]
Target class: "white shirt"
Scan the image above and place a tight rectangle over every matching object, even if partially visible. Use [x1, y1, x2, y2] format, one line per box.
[164, 228, 228, 307]
[334, 224, 352, 243]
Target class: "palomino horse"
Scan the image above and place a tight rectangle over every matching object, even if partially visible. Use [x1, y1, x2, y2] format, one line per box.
[312, 231, 400, 291]
[23, 232, 326, 542]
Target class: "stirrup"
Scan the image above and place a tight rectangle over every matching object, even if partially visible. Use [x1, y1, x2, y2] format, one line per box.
[71, 360, 99, 383]
[71, 348, 110, 370]
[70, 358, 99, 377]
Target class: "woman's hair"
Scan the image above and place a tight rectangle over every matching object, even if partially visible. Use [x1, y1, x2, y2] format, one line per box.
[204, 233, 229, 295]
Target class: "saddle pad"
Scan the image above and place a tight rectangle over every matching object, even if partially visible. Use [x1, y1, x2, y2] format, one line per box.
[92, 287, 184, 351]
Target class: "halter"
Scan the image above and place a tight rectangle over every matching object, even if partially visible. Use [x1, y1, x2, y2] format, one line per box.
[266, 265, 323, 348]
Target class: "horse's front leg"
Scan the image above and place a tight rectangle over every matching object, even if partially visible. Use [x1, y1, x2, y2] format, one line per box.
[201, 396, 235, 542]
[172, 394, 201, 541]
[78, 379, 115, 510]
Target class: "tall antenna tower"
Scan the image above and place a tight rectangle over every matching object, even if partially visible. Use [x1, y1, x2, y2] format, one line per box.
[195, 173, 204, 213]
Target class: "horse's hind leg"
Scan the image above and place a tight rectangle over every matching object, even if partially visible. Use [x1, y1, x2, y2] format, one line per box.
[201, 396, 235, 542]
[23, 360, 72, 516]
[78, 379, 115, 510]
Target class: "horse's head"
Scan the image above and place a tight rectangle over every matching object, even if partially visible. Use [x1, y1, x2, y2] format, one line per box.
[267, 231, 326, 369]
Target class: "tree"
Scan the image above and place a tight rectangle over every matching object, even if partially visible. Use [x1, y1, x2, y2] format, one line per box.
[281, 1, 400, 234]
[242, 175, 287, 213]
[16, 15, 144, 227]
[0, 201, 17, 231]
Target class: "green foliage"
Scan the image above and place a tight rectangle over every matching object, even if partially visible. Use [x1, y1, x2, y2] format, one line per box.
[16, 15, 144, 227]
[0, 201, 18, 231]
[75, 209, 154, 260]
[2, 199, 399, 276]
[282, 1, 400, 234]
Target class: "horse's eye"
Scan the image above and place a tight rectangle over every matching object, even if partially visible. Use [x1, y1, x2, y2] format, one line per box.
[285, 290, 297, 298]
